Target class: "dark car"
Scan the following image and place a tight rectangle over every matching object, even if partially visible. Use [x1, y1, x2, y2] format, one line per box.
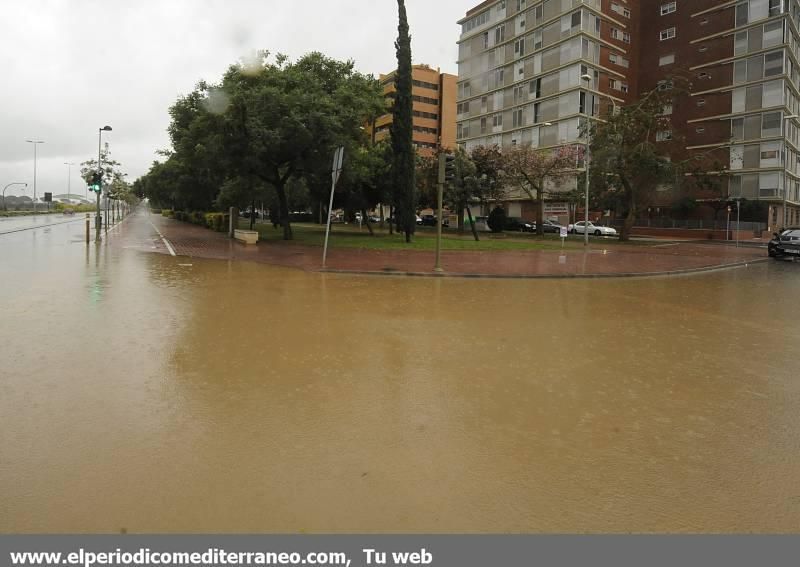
[420, 214, 450, 227]
[540, 219, 562, 233]
[503, 217, 526, 232]
[768, 228, 800, 259]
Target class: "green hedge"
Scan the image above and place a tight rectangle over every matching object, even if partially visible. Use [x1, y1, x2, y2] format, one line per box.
[151, 208, 162, 215]
[171, 210, 229, 232]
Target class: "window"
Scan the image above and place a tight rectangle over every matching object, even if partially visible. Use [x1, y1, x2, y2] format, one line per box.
[492, 113, 503, 127]
[513, 85, 525, 102]
[763, 21, 784, 47]
[696, 127, 706, 133]
[610, 27, 621, 40]
[623, 32, 631, 43]
[698, 72, 710, 79]
[656, 130, 673, 141]
[697, 98, 706, 106]
[483, 32, 489, 49]
[610, 53, 630, 67]
[513, 108, 525, 127]
[657, 79, 674, 90]
[609, 78, 618, 90]
[699, 45, 708, 52]
[764, 51, 784, 76]
[659, 53, 675, 66]
[495, 68, 505, 85]
[736, 3, 748, 26]
[514, 38, 525, 57]
[662, 103, 673, 115]
[660, 1, 676, 14]
[611, 3, 631, 17]
[762, 112, 782, 136]
[769, 0, 782, 16]
[495, 26, 505, 44]
[620, 82, 629, 93]
[700, 18, 709, 25]
[516, 0, 526, 10]
[480, 117, 487, 134]
[660, 27, 676, 40]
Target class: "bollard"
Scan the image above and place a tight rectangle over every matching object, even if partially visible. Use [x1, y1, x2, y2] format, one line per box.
[85, 214, 90, 244]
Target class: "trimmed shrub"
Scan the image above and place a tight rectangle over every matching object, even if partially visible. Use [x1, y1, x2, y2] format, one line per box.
[488, 206, 506, 233]
[151, 208, 162, 215]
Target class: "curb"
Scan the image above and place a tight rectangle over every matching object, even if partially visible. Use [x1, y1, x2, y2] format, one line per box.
[318, 257, 770, 281]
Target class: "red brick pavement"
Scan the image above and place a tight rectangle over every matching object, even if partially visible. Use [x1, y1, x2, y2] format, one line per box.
[117, 211, 767, 278]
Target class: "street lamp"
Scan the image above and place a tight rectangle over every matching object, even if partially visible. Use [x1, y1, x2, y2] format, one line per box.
[2, 182, 27, 211]
[25, 140, 44, 213]
[64, 162, 76, 200]
[581, 73, 593, 246]
[96, 126, 112, 242]
[782, 114, 798, 230]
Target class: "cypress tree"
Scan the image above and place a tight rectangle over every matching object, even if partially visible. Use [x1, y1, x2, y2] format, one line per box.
[391, 0, 416, 243]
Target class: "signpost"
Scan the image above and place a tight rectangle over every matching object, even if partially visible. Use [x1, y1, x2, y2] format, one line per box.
[560, 224, 568, 249]
[322, 146, 345, 268]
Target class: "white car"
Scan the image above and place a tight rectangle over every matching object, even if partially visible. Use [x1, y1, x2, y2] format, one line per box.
[568, 221, 618, 237]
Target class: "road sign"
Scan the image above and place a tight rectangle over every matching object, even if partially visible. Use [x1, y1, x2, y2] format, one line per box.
[331, 146, 344, 185]
[43, 192, 52, 203]
[560, 225, 568, 239]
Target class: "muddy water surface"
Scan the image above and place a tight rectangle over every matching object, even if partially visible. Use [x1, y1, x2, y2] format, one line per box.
[1, 226, 799, 532]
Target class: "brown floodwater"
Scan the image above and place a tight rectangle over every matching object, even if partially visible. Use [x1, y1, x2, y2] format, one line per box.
[1, 223, 799, 533]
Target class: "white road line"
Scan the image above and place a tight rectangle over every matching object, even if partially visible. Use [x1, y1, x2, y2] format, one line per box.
[148, 221, 176, 256]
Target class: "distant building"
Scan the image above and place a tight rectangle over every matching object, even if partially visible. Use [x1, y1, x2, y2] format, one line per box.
[371, 64, 458, 156]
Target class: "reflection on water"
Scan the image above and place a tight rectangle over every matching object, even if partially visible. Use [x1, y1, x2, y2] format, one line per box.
[1, 241, 799, 533]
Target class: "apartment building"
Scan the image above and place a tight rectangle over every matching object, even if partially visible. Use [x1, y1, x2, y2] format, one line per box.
[372, 64, 458, 156]
[640, 0, 800, 228]
[456, 0, 632, 217]
[457, 0, 800, 227]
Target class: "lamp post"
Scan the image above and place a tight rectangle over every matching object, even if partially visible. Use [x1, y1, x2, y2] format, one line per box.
[96, 126, 112, 242]
[25, 140, 44, 213]
[726, 205, 731, 241]
[581, 74, 593, 246]
[782, 115, 798, 230]
[2, 182, 27, 211]
[64, 162, 76, 201]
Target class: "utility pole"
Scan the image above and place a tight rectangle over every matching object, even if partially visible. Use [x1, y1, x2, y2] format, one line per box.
[25, 140, 44, 213]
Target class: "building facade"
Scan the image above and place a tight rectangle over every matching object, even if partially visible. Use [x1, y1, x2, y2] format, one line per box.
[640, 0, 800, 228]
[372, 64, 458, 156]
[457, 0, 800, 228]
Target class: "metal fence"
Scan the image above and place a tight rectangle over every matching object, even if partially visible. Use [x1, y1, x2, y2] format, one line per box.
[620, 219, 768, 231]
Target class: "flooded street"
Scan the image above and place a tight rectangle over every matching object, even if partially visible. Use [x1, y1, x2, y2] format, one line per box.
[1, 215, 799, 533]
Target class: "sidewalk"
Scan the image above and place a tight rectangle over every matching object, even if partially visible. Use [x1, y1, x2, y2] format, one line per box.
[122, 211, 768, 278]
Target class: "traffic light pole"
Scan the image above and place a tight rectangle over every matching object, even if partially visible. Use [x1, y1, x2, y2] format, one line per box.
[96, 130, 103, 242]
[435, 153, 445, 273]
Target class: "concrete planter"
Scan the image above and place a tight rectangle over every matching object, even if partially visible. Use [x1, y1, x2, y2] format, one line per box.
[233, 229, 259, 245]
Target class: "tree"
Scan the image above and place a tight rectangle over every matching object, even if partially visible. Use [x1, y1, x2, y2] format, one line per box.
[444, 147, 482, 240]
[80, 145, 127, 194]
[338, 141, 392, 235]
[391, 0, 416, 243]
[220, 51, 383, 240]
[500, 144, 577, 235]
[589, 87, 678, 240]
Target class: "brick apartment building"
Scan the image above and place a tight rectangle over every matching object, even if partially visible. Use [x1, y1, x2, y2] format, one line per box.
[457, 0, 800, 228]
[372, 64, 458, 156]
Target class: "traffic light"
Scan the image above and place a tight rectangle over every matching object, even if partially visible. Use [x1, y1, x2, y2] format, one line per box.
[88, 172, 102, 193]
[444, 153, 456, 182]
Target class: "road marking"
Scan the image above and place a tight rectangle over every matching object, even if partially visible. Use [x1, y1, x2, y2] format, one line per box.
[0, 217, 84, 236]
[148, 221, 176, 256]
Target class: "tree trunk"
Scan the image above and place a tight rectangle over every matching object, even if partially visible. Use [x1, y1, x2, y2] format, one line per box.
[535, 185, 545, 236]
[249, 198, 256, 230]
[465, 206, 480, 241]
[276, 182, 293, 240]
[362, 207, 374, 236]
[379, 203, 385, 229]
[457, 201, 465, 233]
[389, 206, 394, 235]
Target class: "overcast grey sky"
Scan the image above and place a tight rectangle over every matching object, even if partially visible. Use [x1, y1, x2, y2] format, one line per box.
[0, 0, 474, 198]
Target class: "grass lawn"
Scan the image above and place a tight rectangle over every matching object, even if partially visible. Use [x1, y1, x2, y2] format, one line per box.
[241, 221, 654, 252]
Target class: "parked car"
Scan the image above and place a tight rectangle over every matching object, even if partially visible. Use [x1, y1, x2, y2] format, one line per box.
[540, 219, 562, 234]
[768, 228, 800, 258]
[568, 221, 618, 236]
[420, 214, 450, 227]
[473, 216, 491, 232]
[368, 215, 382, 223]
[416, 214, 423, 225]
[503, 217, 526, 232]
